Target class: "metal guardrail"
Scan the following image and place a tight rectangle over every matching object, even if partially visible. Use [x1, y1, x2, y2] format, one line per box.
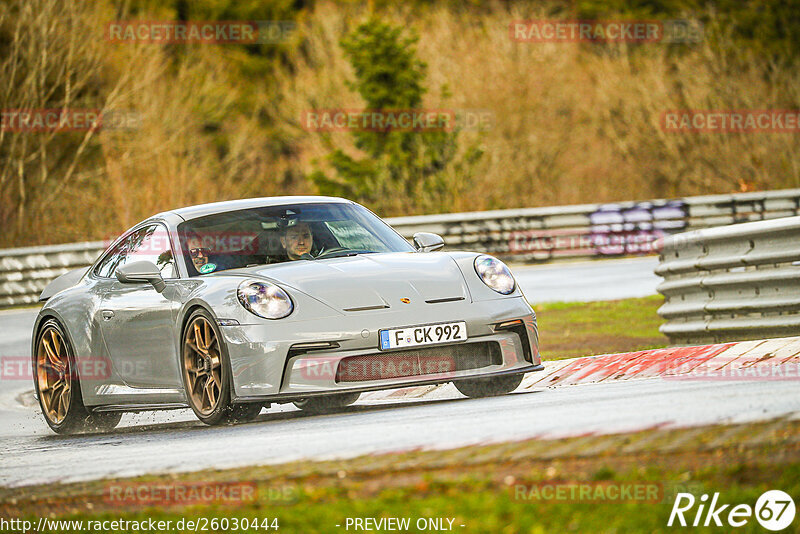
[2, 188, 800, 308]
[388, 188, 800, 260]
[0, 242, 106, 307]
[656, 216, 800, 345]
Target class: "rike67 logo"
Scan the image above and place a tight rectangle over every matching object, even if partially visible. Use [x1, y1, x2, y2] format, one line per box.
[669, 490, 796, 531]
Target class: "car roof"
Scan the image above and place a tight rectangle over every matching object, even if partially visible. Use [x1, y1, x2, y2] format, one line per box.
[162, 196, 354, 222]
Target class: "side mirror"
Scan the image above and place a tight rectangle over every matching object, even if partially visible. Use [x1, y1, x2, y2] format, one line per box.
[116, 261, 166, 293]
[413, 232, 445, 253]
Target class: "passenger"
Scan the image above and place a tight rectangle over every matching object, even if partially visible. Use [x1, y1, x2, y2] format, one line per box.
[185, 234, 232, 274]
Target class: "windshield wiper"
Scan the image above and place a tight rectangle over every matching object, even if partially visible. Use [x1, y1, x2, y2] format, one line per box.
[316, 250, 376, 259]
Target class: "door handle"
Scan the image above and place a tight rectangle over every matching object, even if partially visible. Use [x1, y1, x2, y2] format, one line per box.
[101, 310, 115, 321]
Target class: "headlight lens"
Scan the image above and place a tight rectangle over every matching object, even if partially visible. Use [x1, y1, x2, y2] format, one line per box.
[237, 281, 294, 319]
[474, 255, 516, 295]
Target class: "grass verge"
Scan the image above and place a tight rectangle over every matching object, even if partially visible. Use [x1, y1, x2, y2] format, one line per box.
[535, 295, 668, 360]
[2, 419, 798, 533]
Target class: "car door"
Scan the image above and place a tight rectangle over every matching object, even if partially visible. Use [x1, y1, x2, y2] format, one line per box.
[98, 224, 183, 388]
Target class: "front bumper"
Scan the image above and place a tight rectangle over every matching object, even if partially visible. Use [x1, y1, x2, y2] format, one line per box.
[221, 296, 540, 400]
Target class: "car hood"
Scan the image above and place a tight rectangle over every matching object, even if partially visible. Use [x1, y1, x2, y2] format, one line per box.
[240, 252, 470, 311]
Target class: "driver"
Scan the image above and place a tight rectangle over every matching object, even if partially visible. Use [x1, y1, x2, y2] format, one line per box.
[280, 222, 314, 260]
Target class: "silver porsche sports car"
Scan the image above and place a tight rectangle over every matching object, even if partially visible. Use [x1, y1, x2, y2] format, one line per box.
[33, 197, 542, 433]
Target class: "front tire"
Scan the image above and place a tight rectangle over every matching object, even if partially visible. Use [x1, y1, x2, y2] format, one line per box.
[34, 319, 121, 434]
[293, 392, 360, 413]
[181, 310, 257, 425]
[454, 373, 523, 398]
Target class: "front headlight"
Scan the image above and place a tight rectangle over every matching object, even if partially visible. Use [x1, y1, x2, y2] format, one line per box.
[474, 255, 516, 295]
[237, 281, 294, 319]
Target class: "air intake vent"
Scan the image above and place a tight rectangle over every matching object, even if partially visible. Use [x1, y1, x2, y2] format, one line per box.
[425, 297, 465, 304]
[343, 304, 390, 312]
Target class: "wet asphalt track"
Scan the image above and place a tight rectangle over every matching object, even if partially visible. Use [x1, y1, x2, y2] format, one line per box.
[6, 257, 797, 487]
[3, 374, 800, 487]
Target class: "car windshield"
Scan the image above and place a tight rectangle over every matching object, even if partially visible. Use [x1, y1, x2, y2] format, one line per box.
[177, 202, 415, 276]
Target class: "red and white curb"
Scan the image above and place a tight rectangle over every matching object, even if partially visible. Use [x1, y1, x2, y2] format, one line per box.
[359, 336, 800, 402]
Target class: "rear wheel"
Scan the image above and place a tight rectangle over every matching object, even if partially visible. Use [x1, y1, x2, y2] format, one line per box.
[454, 374, 523, 398]
[181, 310, 260, 425]
[293, 392, 360, 413]
[34, 320, 121, 434]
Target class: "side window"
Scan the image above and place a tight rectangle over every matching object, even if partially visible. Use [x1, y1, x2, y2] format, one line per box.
[95, 240, 126, 278]
[95, 225, 176, 279]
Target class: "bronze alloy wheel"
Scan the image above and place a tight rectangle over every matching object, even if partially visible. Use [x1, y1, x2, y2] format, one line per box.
[34, 319, 121, 434]
[36, 326, 72, 425]
[181, 310, 262, 426]
[183, 315, 224, 416]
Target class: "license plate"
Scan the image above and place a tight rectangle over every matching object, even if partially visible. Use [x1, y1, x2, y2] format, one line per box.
[379, 321, 467, 350]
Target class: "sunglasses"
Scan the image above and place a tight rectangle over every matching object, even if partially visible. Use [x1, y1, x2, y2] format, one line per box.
[189, 247, 210, 259]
